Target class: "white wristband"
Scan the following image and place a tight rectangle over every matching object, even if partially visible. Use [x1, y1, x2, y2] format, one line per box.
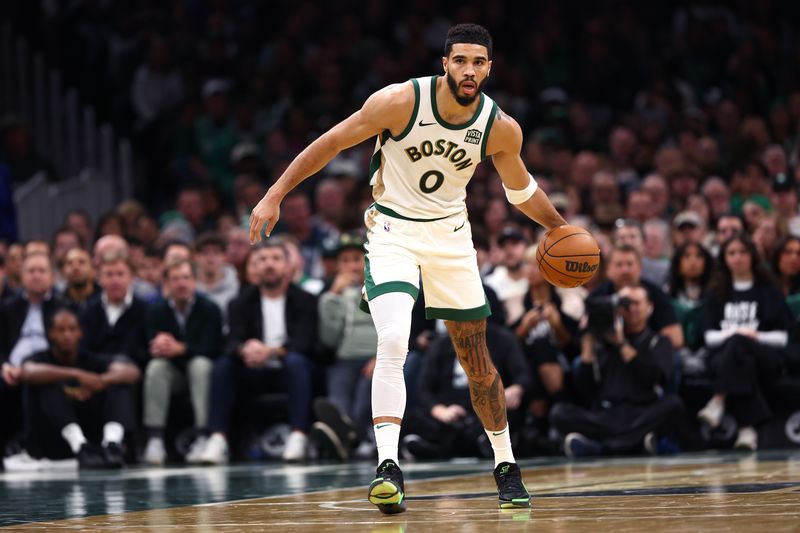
[503, 173, 538, 204]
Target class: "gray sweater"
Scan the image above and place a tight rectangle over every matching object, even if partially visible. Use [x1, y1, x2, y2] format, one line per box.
[319, 286, 377, 360]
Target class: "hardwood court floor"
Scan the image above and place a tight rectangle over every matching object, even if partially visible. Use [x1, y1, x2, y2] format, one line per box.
[2, 451, 800, 531]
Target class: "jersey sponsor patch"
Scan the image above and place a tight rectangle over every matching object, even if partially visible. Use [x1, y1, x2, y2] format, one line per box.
[464, 129, 482, 145]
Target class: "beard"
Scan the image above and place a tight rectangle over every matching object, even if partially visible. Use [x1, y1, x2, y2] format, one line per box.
[446, 71, 485, 106]
[260, 272, 284, 290]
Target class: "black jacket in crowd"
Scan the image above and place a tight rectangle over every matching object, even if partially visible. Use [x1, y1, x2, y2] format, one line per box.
[79, 295, 149, 366]
[701, 281, 792, 341]
[417, 322, 533, 413]
[146, 293, 224, 363]
[0, 292, 65, 364]
[577, 326, 674, 407]
[590, 279, 678, 333]
[225, 284, 318, 360]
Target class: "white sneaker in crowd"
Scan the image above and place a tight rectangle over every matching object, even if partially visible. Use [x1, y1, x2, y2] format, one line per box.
[3, 450, 77, 472]
[697, 397, 724, 429]
[144, 437, 166, 466]
[282, 430, 308, 462]
[185, 435, 208, 464]
[734, 426, 758, 451]
[199, 433, 229, 465]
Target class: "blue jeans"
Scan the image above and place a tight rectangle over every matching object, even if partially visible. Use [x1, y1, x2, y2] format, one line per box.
[326, 358, 372, 440]
[208, 352, 314, 434]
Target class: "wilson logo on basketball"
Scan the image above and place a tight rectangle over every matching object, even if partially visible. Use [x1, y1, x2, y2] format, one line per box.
[564, 260, 598, 274]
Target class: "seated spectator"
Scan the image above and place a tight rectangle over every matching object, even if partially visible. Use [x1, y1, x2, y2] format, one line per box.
[589, 244, 684, 349]
[80, 252, 148, 367]
[698, 235, 792, 451]
[613, 219, 669, 288]
[550, 286, 683, 456]
[1, 253, 62, 369]
[753, 214, 784, 262]
[194, 233, 239, 319]
[64, 210, 93, 251]
[401, 320, 532, 460]
[710, 213, 745, 257]
[200, 240, 317, 464]
[772, 236, 800, 312]
[312, 234, 376, 460]
[24, 238, 50, 259]
[162, 239, 193, 265]
[770, 172, 800, 237]
[671, 210, 706, 249]
[143, 259, 222, 465]
[668, 242, 713, 353]
[51, 227, 83, 292]
[19, 308, 140, 468]
[93, 235, 129, 267]
[226, 227, 251, 285]
[61, 248, 100, 312]
[514, 247, 579, 432]
[133, 246, 163, 303]
[0, 252, 63, 452]
[485, 227, 529, 326]
[701, 177, 731, 223]
[2, 242, 23, 299]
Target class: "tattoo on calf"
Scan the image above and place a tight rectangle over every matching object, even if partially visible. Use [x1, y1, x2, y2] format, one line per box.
[446, 320, 507, 429]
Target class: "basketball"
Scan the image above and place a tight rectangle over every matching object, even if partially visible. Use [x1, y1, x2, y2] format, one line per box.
[536, 225, 601, 288]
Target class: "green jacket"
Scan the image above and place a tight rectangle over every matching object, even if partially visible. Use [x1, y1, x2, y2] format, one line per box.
[319, 287, 377, 360]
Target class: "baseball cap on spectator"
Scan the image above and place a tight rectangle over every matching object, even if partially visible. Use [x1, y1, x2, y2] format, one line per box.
[497, 227, 525, 246]
[231, 142, 261, 165]
[337, 233, 366, 254]
[772, 172, 795, 193]
[320, 235, 340, 258]
[672, 210, 705, 230]
[202, 78, 230, 99]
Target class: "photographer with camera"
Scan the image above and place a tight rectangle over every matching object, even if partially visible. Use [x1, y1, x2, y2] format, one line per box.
[550, 286, 683, 457]
[589, 244, 684, 349]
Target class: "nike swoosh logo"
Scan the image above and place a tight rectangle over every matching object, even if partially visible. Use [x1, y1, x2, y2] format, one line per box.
[418, 119, 436, 127]
[492, 429, 507, 436]
[453, 221, 466, 232]
[375, 423, 392, 429]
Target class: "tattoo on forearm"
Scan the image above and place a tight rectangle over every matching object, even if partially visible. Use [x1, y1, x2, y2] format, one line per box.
[446, 320, 508, 430]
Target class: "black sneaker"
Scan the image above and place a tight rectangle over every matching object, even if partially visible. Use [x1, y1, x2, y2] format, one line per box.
[494, 462, 531, 509]
[313, 398, 357, 452]
[77, 444, 107, 469]
[311, 421, 347, 461]
[102, 442, 124, 468]
[367, 459, 406, 514]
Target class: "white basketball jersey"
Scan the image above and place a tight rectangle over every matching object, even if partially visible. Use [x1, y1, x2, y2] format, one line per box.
[369, 75, 498, 220]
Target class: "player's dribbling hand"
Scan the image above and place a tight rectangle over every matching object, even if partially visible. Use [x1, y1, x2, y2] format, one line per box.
[249, 193, 281, 243]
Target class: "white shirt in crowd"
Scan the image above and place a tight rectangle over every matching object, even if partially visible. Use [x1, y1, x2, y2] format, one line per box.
[8, 301, 48, 366]
[484, 266, 529, 325]
[102, 290, 134, 327]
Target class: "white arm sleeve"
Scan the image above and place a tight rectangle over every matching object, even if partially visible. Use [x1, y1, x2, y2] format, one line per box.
[756, 331, 788, 347]
[704, 329, 735, 348]
[503, 173, 539, 205]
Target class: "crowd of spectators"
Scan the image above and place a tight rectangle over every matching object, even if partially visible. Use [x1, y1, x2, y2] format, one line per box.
[2, 1, 800, 466]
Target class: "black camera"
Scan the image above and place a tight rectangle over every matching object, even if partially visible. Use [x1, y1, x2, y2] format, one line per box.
[585, 294, 632, 334]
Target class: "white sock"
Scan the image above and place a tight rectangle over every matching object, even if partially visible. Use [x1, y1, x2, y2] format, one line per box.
[61, 423, 88, 454]
[374, 423, 401, 466]
[102, 422, 125, 447]
[485, 425, 515, 467]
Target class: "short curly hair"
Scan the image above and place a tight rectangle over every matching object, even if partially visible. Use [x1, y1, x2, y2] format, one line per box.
[444, 23, 493, 59]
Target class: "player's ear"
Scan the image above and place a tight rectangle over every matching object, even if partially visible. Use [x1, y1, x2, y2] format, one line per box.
[442, 56, 447, 72]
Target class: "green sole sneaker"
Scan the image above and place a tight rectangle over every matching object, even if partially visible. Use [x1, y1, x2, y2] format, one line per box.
[368, 479, 406, 514]
[499, 497, 532, 509]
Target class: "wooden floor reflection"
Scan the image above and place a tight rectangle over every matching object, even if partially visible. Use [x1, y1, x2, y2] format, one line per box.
[7, 453, 800, 531]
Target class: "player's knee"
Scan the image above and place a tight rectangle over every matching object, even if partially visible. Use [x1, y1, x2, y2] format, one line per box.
[376, 329, 408, 359]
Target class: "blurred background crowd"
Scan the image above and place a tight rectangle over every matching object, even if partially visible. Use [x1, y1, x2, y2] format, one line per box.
[2, 0, 800, 468]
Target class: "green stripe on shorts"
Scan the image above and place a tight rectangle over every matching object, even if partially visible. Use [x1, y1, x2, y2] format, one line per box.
[425, 299, 491, 321]
[364, 254, 419, 303]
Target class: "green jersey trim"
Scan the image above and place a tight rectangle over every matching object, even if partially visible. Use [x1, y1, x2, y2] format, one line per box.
[429, 75, 485, 130]
[387, 78, 420, 142]
[480, 101, 498, 161]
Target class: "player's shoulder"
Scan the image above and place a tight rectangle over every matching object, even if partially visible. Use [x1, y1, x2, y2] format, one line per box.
[369, 80, 416, 108]
[485, 106, 523, 155]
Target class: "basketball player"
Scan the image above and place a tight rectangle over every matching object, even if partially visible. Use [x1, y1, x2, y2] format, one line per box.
[250, 24, 566, 513]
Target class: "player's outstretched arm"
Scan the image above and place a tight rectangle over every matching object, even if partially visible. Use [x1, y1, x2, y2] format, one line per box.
[487, 110, 566, 230]
[248, 83, 415, 242]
